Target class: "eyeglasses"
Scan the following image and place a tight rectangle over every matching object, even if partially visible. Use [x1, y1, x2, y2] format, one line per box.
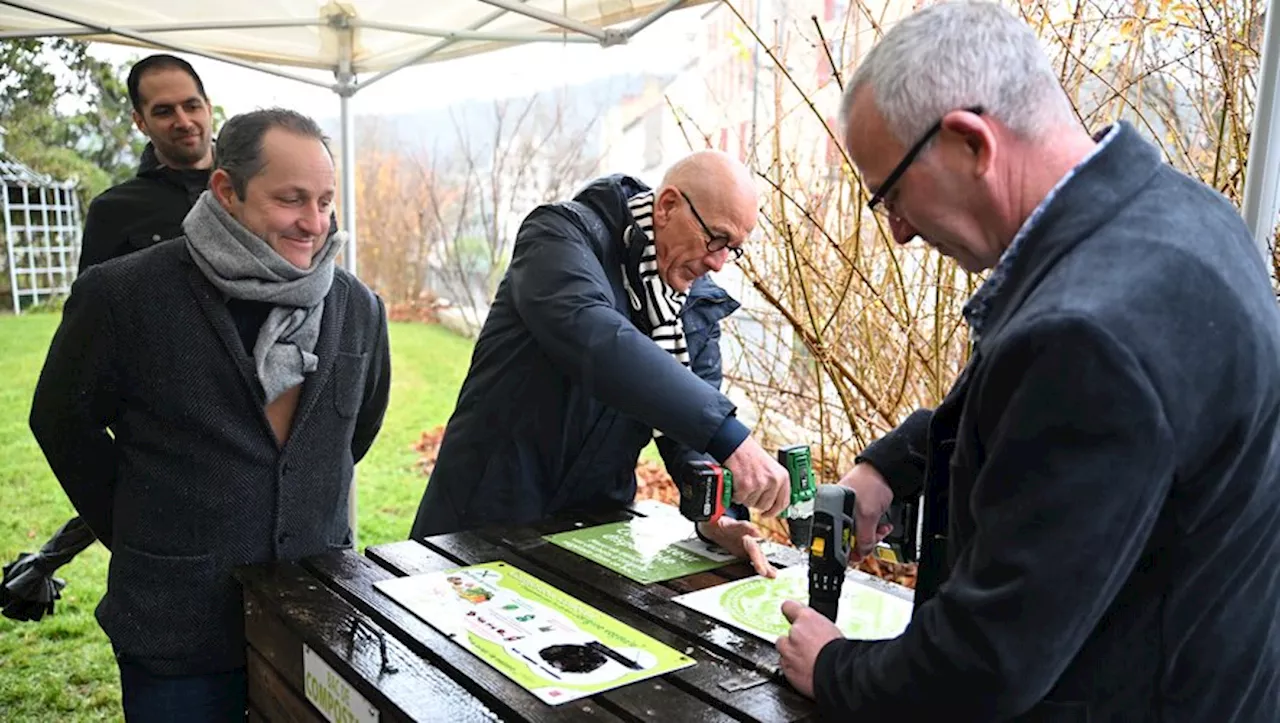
[867, 106, 985, 219]
[678, 189, 745, 261]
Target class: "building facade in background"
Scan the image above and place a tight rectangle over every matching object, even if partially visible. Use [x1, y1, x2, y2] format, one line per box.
[595, 0, 918, 434]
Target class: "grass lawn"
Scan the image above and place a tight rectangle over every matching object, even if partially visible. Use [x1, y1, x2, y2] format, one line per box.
[0, 312, 476, 722]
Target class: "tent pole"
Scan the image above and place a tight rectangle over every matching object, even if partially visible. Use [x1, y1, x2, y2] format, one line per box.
[334, 12, 361, 547]
[623, 0, 687, 39]
[356, 5, 515, 92]
[0, 17, 323, 39]
[339, 89, 357, 278]
[1243, 7, 1279, 261]
[339, 84, 360, 549]
[473, 0, 608, 41]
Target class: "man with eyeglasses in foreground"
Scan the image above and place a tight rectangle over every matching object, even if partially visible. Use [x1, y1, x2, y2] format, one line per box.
[410, 150, 789, 573]
[776, 2, 1280, 720]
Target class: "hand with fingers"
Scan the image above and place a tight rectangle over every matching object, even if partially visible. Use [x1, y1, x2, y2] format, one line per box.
[696, 516, 777, 578]
[837, 463, 895, 563]
[775, 599, 844, 699]
[722, 436, 791, 518]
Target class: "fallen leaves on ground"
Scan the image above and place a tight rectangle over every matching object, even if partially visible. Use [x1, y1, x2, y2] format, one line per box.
[413, 426, 447, 478]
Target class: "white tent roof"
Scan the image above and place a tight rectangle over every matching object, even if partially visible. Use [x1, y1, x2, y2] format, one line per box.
[0, 1, 704, 92]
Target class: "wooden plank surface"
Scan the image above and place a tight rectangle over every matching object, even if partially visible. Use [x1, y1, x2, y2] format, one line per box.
[370, 532, 814, 722]
[301, 550, 625, 723]
[246, 646, 324, 723]
[237, 562, 499, 723]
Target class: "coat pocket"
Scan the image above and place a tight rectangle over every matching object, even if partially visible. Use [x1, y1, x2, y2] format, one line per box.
[332, 351, 368, 419]
[98, 544, 224, 661]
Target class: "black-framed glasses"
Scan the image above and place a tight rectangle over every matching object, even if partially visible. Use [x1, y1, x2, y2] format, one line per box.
[678, 189, 744, 261]
[867, 106, 985, 218]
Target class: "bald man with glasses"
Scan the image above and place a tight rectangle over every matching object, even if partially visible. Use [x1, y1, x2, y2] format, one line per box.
[410, 151, 788, 575]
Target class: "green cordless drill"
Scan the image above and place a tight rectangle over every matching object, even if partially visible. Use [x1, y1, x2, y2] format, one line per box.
[676, 444, 817, 548]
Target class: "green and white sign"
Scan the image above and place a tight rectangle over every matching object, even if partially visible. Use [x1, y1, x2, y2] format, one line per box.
[543, 501, 737, 584]
[673, 565, 914, 642]
[303, 644, 380, 723]
[374, 561, 695, 706]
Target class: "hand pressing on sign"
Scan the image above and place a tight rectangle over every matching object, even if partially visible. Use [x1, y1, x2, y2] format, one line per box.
[696, 516, 777, 578]
[776, 599, 843, 699]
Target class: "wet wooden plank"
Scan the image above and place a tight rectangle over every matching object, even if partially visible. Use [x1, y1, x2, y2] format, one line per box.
[661, 571, 740, 596]
[246, 646, 323, 723]
[301, 549, 637, 722]
[236, 561, 499, 723]
[369, 537, 813, 722]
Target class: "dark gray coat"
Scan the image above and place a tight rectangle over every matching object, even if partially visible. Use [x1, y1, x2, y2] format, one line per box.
[821, 122, 1280, 721]
[410, 175, 742, 537]
[30, 239, 391, 676]
[78, 143, 210, 272]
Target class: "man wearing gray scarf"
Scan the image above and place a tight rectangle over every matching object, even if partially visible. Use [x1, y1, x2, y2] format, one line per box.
[30, 108, 391, 723]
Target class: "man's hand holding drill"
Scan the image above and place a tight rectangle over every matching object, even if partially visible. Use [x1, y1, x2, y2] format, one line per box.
[723, 436, 791, 517]
[837, 462, 895, 563]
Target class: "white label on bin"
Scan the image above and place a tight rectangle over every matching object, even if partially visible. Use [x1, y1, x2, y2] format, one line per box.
[303, 643, 380, 723]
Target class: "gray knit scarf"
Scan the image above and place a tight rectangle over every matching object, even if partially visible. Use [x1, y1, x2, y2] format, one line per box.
[183, 191, 346, 404]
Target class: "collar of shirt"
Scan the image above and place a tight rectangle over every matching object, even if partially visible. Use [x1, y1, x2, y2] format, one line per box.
[961, 124, 1121, 339]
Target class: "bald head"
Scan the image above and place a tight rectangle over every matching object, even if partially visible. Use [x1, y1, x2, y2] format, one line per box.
[662, 150, 759, 213]
[649, 150, 759, 291]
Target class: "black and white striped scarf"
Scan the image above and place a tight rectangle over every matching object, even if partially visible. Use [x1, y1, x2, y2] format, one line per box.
[624, 190, 690, 370]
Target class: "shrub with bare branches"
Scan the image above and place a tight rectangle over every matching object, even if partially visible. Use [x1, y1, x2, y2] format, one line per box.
[665, 0, 1267, 478]
[424, 93, 603, 332]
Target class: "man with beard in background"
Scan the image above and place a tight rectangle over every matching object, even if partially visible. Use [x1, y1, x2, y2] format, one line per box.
[78, 53, 216, 271]
[2, 54, 218, 623]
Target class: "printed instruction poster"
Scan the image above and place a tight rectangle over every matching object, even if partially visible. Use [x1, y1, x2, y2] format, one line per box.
[374, 561, 695, 705]
[543, 501, 738, 584]
[673, 565, 915, 642]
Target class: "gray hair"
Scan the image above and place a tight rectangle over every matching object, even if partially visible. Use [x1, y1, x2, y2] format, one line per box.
[215, 108, 331, 198]
[839, 1, 1075, 145]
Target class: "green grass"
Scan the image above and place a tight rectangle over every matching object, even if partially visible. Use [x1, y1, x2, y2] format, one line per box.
[0, 313, 474, 722]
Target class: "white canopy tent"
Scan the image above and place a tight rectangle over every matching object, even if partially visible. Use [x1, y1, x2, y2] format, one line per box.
[0, 0, 704, 544]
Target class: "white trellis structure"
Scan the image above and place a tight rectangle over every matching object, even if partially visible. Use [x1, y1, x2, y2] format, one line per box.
[0, 126, 82, 314]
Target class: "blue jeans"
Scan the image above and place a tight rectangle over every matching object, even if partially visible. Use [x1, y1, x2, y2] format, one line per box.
[117, 657, 247, 723]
